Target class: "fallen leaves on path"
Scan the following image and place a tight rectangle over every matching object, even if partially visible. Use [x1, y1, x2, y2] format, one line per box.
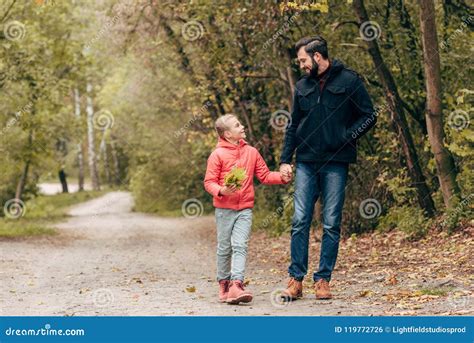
[248, 225, 473, 315]
[185, 286, 196, 293]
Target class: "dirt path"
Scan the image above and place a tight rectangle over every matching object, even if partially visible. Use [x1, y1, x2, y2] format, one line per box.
[0, 192, 472, 316]
[38, 182, 92, 195]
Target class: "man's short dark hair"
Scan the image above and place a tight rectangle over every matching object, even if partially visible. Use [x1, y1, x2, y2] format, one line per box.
[295, 35, 329, 59]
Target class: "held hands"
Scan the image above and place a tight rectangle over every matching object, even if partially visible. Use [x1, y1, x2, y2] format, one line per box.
[281, 172, 292, 183]
[219, 184, 238, 196]
[220, 164, 292, 194]
[280, 163, 293, 183]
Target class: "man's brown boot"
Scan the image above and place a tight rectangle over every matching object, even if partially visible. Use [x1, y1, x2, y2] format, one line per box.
[314, 279, 332, 299]
[281, 277, 303, 301]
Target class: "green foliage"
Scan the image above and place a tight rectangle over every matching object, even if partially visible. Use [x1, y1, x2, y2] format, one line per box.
[253, 191, 294, 236]
[418, 288, 449, 297]
[383, 170, 426, 217]
[26, 191, 104, 220]
[1, 1, 472, 237]
[0, 1, 88, 202]
[0, 222, 56, 239]
[130, 137, 212, 216]
[446, 89, 474, 192]
[0, 190, 104, 238]
[441, 193, 474, 233]
[115, 1, 472, 236]
[224, 167, 247, 189]
[379, 205, 430, 240]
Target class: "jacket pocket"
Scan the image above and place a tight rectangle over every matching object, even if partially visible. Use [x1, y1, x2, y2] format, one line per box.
[321, 124, 348, 152]
[297, 86, 318, 111]
[298, 95, 311, 111]
[323, 85, 347, 109]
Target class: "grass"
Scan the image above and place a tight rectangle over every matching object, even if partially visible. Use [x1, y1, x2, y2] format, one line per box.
[417, 288, 450, 297]
[133, 204, 183, 217]
[0, 190, 105, 239]
[132, 202, 181, 217]
[0, 221, 56, 238]
[132, 199, 207, 217]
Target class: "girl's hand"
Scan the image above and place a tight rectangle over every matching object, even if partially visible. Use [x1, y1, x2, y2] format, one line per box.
[281, 172, 292, 183]
[280, 163, 293, 179]
[219, 185, 238, 196]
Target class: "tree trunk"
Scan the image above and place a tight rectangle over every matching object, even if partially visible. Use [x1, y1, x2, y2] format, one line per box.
[353, 0, 436, 217]
[285, 49, 298, 107]
[86, 82, 100, 191]
[159, 15, 223, 125]
[418, 0, 460, 209]
[110, 136, 121, 186]
[15, 161, 30, 200]
[100, 132, 112, 186]
[74, 88, 85, 191]
[58, 169, 69, 193]
[15, 129, 33, 200]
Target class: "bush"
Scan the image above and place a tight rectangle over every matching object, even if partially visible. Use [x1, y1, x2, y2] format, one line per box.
[441, 193, 474, 233]
[0, 190, 104, 238]
[379, 205, 431, 239]
[253, 189, 294, 236]
[130, 139, 212, 216]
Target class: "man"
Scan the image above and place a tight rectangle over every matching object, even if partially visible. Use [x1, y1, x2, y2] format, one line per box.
[279, 36, 376, 300]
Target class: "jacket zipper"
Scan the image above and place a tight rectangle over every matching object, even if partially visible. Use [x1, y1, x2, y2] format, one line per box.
[237, 146, 241, 208]
[317, 82, 325, 104]
[316, 80, 327, 155]
[317, 71, 331, 104]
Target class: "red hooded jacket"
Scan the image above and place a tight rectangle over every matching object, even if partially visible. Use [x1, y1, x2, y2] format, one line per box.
[204, 138, 286, 210]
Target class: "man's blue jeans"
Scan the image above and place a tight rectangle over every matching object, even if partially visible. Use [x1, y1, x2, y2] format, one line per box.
[288, 161, 349, 282]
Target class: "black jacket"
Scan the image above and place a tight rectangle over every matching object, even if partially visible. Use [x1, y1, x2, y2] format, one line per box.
[280, 59, 376, 164]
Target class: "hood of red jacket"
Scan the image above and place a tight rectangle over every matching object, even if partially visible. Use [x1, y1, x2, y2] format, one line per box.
[216, 137, 248, 150]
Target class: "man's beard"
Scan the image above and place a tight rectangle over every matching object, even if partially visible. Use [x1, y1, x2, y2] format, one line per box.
[309, 56, 319, 79]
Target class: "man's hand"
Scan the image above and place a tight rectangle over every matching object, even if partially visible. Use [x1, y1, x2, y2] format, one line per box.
[280, 163, 293, 181]
[281, 172, 292, 183]
[219, 184, 238, 196]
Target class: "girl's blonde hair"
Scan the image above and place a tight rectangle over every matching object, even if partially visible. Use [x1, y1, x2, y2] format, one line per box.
[215, 114, 237, 138]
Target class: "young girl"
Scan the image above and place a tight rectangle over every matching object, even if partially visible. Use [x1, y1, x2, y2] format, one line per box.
[204, 114, 289, 304]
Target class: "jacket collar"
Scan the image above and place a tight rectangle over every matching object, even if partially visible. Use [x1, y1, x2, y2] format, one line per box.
[298, 59, 345, 96]
[217, 137, 247, 149]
